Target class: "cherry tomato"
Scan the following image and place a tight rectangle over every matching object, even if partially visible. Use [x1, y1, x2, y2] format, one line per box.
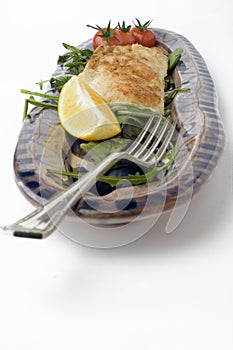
[116, 21, 136, 45]
[87, 21, 136, 49]
[87, 21, 122, 50]
[92, 29, 123, 50]
[131, 19, 156, 47]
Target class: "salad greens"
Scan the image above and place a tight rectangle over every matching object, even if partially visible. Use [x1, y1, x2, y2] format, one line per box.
[48, 144, 177, 187]
[37, 43, 93, 92]
[167, 48, 183, 72]
[165, 86, 190, 106]
[57, 43, 93, 75]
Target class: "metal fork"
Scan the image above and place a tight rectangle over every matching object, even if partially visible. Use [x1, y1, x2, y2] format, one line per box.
[1, 116, 176, 239]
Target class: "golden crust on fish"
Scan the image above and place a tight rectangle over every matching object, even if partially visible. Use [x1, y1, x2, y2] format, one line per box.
[79, 44, 168, 115]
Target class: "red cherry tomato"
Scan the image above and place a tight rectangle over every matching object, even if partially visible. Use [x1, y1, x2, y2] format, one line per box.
[92, 29, 123, 50]
[87, 21, 122, 50]
[131, 19, 156, 47]
[87, 21, 136, 50]
[116, 21, 136, 45]
[131, 27, 156, 47]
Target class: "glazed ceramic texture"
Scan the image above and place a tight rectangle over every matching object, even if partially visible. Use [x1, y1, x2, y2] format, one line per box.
[14, 29, 225, 224]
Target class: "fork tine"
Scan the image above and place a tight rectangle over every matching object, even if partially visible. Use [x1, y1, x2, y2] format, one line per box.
[127, 115, 155, 154]
[133, 117, 162, 158]
[140, 118, 169, 161]
[155, 121, 176, 162]
[143, 119, 175, 162]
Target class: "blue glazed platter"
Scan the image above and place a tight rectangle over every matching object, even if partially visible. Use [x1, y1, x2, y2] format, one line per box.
[13, 29, 225, 225]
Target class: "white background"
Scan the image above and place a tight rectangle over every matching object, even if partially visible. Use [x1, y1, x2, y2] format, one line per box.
[0, 1, 233, 349]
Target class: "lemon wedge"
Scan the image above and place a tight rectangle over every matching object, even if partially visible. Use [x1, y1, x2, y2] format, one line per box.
[58, 75, 121, 141]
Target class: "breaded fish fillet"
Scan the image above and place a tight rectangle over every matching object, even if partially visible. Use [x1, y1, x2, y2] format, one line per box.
[79, 44, 168, 115]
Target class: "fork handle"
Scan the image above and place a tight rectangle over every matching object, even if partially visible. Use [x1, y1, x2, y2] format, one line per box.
[9, 151, 125, 239]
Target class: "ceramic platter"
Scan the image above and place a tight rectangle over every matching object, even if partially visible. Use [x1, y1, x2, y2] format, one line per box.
[14, 28, 225, 229]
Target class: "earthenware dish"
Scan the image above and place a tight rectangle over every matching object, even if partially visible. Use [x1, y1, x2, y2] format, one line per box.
[14, 28, 225, 226]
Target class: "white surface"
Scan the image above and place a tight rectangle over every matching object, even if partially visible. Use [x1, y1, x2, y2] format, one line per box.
[0, 1, 233, 349]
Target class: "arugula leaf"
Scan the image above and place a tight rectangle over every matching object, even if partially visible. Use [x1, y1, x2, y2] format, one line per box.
[49, 75, 73, 92]
[80, 138, 131, 164]
[57, 43, 93, 75]
[165, 87, 190, 106]
[167, 48, 183, 72]
[20, 89, 59, 101]
[110, 104, 158, 140]
[111, 104, 155, 123]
